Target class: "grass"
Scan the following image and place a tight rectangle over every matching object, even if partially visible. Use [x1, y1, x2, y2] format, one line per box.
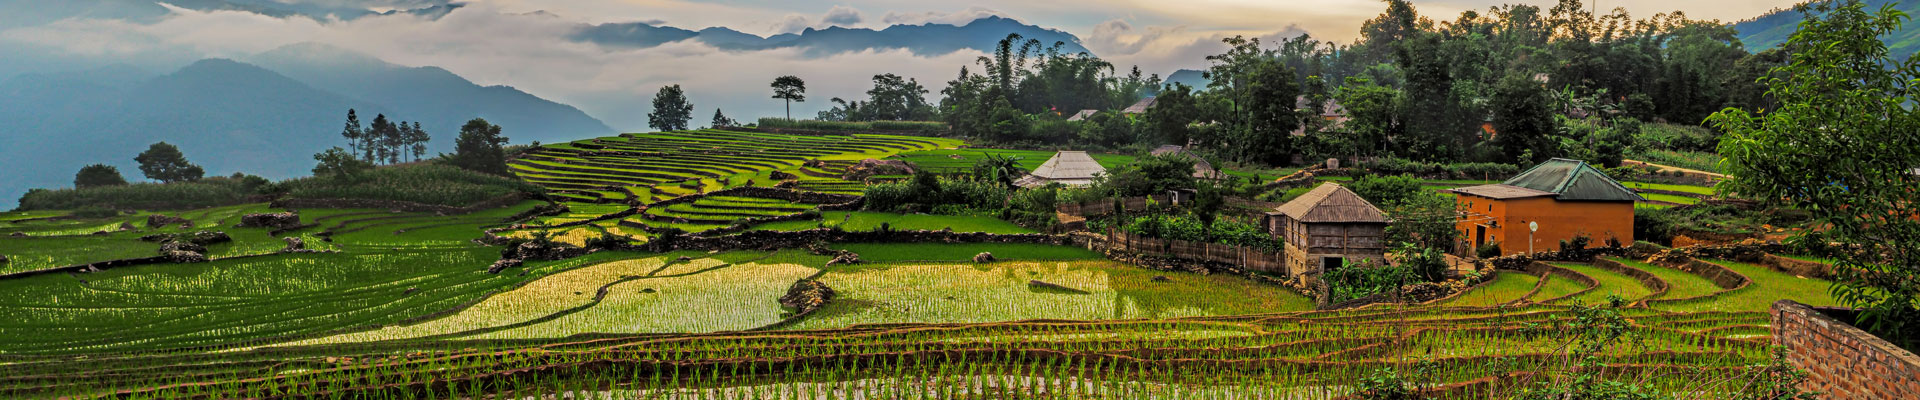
[1607, 257, 1721, 300]
[1438, 271, 1539, 307]
[785, 260, 1316, 330]
[1551, 263, 1653, 304]
[282, 164, 540, 207]
[1640, 193, 1703, 205]
[832, 243, 1101, 263]
[1630, 148, 1721, 173]
[1659, 260, 1839, 313]
[1527, 274, 1593, 303]
[753, 211, 1036, 234]
[893, 148, 1137, 173]
[1622, 181, 1715, 196]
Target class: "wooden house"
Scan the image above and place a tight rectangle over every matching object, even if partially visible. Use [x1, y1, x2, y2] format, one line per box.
[1265, 183, 1390, 276]
[1121, 97, 1158, 114]
[1148, 145, 1223, 180]
[1451, 158, 1644, 256]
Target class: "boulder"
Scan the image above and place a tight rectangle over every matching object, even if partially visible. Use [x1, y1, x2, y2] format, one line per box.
[163, 250, 207, 263]
[769, 170, 797, 180]
[159, 240, 208, 254]
[238, 212, 301, 229]
[778, 280, 836, 315]
[281, 237, 306, 252]
[487, 258, 523, 274]
[118, 222, 137, 231]
[972, 252, 995, 263]
[146, 214, 188, 228]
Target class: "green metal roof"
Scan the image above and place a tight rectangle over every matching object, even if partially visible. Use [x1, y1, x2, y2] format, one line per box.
[1501, 158, 1646, 202]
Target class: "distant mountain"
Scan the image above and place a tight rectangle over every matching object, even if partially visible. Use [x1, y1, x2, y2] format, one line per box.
[1164, 69, 1210, 91]
[1731, 0, 1920, 58]
[248, 43, 612, 151]
[572, 16, 1092, 57]
[0, 0, 457, 29]
[0, 52, 610, 209]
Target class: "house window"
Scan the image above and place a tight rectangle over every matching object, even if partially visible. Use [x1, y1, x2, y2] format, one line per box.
[1321, 257, 1344, 271]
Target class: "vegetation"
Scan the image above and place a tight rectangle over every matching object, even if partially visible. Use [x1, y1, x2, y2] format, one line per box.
[16, 174, 269, 211]
[72, 164, 127, 189]
[1707, 0, 1920, 346]
[647, 84, 694, 131]
[133, 142, 204, 183]
[770, 75, 806, 120]
[280, 163, 539, 207]
[447, 118, 511, 176]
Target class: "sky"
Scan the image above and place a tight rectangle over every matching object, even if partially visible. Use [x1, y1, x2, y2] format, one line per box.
[0, 0, 1803, 131]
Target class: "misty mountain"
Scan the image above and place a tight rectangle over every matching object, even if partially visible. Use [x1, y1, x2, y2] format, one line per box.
[247, 43, 612, 151]
[572, 16, 1091, 57]
[0, 52, 610, 209]
[1731, 0, 1920, 58]
[0, 0, 458, 29]
[1163, 69, 1210, 91]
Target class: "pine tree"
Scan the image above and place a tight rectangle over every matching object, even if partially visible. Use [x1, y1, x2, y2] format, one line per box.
[341, 109, 364, 157]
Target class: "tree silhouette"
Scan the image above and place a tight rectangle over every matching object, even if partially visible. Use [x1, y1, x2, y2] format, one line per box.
[134, 142, 204, 183]
[771, 76, 806, 120]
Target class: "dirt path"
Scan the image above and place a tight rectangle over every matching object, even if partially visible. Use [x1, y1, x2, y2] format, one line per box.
[1623, 159, 1726, 179]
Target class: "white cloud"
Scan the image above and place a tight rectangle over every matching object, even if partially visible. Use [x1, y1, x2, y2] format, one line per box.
[820, 5, 863, 26]
[0, 3, 978, 131]
[879, 7, 1012, 26]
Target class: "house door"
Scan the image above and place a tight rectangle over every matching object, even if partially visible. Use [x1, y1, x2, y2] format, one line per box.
[1475, 225, 1488, 249]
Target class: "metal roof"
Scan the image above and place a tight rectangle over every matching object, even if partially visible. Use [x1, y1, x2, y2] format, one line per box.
[1451, 184, 1557, 200]
[1269, 183, 1389, 224]
[1498, 158, 1645, 202]
[1066, 110, 1098, 121]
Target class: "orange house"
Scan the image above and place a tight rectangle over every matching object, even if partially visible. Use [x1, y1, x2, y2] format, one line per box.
[1451, 158, 1643, 257]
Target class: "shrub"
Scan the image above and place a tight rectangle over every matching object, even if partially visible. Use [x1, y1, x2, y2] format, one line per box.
[1476, 241, 1503, 259]
[280, 164, 539, 207]
[16, 176, 261, 211]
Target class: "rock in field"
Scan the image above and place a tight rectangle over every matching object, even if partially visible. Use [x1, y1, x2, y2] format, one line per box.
[237, 212, 301, 229]
[487, 258, 523, 274]
[146, 214, 188, 228]
[972, 252, 995, 263]
[281, 237, 306, 252]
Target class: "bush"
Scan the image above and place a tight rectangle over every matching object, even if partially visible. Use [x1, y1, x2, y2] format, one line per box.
[16, 176, 263, 211]
[280, 164, 540, 207]
[1324, 261, 1419, 303]
[756, 118, 948, 133]
[1359, 157, 1519, 180]
[1477, 241, 1504, 259]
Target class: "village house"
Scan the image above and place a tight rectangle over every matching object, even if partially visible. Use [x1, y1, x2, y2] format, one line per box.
[1121, 97, 1157, 114]
[1451, 158, 1643, 256]
[1266, 183, 1390, 275]
[1148, 145, 1223, 180]
[1014, 151, 1106, 188]
[1065, 110, 1098, 122]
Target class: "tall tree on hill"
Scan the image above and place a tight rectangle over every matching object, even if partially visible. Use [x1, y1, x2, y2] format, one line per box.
[711, 108, 737, 128]
[341, 109, 364, 158]
[449, 118, 510, 176]
[649, 85, 694, 131]
[1239, 58, 1301, 165]
[134, 142, 204, 183]
[407, 121, 430, 163]
[770, 76, 806, 120]
[366, 114, 394, 163]
[1146, 83, 1201, 146]
[74, 164, 128, 189]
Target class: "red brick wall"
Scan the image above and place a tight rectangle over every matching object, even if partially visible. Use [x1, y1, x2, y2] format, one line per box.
[1771, 300, 1920, 399]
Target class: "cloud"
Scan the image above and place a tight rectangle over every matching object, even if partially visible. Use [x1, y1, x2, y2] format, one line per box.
[820, 5, 863, 26]
[0, 3, 981, 131]
[879, 7, 1012, 26]
[1090, 23, 1313, 76]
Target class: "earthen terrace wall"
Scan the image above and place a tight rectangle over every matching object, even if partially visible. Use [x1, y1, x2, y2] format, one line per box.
[1771, 300, 1920, 399]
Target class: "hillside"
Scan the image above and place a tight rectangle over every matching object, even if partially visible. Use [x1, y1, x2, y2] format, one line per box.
[0, 54, 609, 210]
[1731, 0, 1920, 57]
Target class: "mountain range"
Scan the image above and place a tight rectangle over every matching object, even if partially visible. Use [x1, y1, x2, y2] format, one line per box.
[571, 16, 1091, 57]
[0, 43, 612, 209]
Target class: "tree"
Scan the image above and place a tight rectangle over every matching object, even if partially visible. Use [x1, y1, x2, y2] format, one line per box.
[1146, 83, 1200, 145]
[407, 122, 430, 163]
[449, 118, 511, 175]
[74, 164, 128, 189]
[711, 108, 738, 128]
[1239, 58, 1301, 165]
[134, 142, 204, 183]
[312, 147, 373, 179]
[341, 109, 364, 157]
[770, 75, 806, 120]
[1707, 0, 1920, 347]
[366, 114, 395, 163]
[648, 84, 694, 131]
[1491, 73, 1557, 164]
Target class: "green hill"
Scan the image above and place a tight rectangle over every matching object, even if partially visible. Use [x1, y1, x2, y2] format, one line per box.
[1732, 0, 1920, 58]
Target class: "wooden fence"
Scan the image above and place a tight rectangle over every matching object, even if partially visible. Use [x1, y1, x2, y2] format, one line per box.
[1056, 195, 1175, 217]
[1089, 231, 1291, 276]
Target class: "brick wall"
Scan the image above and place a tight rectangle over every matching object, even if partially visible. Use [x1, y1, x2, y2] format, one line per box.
[1771, 300, 1920, 399]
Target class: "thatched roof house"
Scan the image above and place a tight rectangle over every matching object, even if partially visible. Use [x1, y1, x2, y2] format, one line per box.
[1066, 110, 1098, 121]
[1014, 151, 1106, 188]
[1149, 145, 1223, 179]
[1122, 97, 1158, 114]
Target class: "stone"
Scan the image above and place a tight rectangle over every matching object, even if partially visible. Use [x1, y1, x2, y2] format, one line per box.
[8, 232, 24, 237]
[487, 258, 523, 274]
[238, 212, 301, 229]
[163, 250, 208, 263]
[146, 214, 188, 228]
[281, 237, 306, 252]
[118, 222, 136, 231]
[972, 252, 995, 263]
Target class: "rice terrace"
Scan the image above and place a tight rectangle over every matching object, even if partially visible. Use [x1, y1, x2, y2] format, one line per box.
[3, 0, 1919, 399]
